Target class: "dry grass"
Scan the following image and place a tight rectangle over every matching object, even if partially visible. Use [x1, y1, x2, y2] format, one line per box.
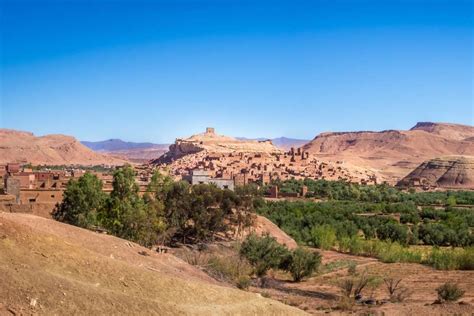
[0, 212, 306, 315]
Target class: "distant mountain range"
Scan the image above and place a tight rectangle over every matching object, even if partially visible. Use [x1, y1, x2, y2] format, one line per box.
[81, 139, 165, 152]
[236, 137, 310, 150]
[81, 139, 169, 163]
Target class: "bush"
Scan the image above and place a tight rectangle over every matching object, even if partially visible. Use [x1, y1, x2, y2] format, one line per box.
[436, 283, 465, 302]
[425, 247, 474, 271]
[206, 254, 253, 289]
[310, 225, 337, 250]
[240, 234, 290, 277]
[376, 242, 422, 264]
[383, 278, 411, 302]
[347, 262, 357, 275]
[426, 248, 459, 270]
[236, 275, 252, 290]
[285, 248, 321, 282]
[336, 269, 375, 298]
[457, 247, 474, 270]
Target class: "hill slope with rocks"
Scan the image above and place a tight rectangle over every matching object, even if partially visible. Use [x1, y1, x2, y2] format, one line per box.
[0, 129, 126, 166]
[0, 212, 305, 315]
[154, 128, 282, 164]
[302, 122, 474, 183]
[397, 156, 474, 189]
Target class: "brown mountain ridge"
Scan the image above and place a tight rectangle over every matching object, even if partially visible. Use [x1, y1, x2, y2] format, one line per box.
[0, 129, 126, 166]
[302, 122, 474, 183]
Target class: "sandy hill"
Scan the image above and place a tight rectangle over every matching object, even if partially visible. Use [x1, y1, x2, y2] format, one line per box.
[154, 128, 282, 163]
[302, 122, 474, 183]
[0, 129, 126, 166]
[0, 212, 305, 315]
[397, 156, 474, 189]
[410, 122, 474, 141]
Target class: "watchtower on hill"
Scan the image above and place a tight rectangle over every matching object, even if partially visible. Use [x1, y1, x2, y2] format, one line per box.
[206, 127, 215, 134]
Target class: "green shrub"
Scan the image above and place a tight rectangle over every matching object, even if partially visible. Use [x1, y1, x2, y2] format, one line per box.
[425, 247, 474, 270]
[207, 254, 253, 289]
[376, 242, 422, 264]
[426, 248, 459, 270]
[240, 233, 290, 277]
[310, 225, 337, 250]
[348, 236, 364, 255]
[457, 247, 474, 270]
[338, 237, 351, 253]
[285, 248, 321, 282]
[436, 283, 465, 302]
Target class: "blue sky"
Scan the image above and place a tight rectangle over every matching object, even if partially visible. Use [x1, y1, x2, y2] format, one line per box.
[1, 0, 472, 143]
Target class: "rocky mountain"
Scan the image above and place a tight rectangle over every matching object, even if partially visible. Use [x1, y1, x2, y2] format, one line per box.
[82, 139, 169, 163]
[302, 122, 474, 183]
[154, 128, 282, 164]
[397, 156, 474, 189]
[0, 129, 126, 166]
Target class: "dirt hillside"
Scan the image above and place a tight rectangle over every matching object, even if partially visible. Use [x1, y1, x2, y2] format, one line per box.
[398, 156, 474, 189]
[302, 122, 474, 183]
[0, 212, 305, 315]
[0, 129, 126, 165]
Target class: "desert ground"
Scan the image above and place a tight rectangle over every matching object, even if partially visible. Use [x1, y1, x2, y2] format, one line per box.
[0, 212, 304, 315]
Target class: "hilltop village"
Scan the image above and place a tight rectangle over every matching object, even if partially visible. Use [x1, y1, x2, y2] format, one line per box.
[2, 124, 474, 214]
[153, 128, 378, 186]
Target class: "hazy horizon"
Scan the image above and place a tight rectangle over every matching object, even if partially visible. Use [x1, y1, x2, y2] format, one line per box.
[1, 0, 473, 143]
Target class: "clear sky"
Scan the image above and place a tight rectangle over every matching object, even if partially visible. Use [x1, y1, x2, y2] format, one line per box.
[1, 0, 472, 143]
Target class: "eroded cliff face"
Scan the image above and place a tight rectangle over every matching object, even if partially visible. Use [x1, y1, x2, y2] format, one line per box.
[397, 156, 474, 189]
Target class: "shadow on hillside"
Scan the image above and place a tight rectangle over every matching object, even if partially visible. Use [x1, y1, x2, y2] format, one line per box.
[264, 279, 336, 300]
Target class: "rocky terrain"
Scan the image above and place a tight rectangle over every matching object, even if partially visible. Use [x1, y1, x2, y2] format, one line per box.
[0, 129, 126, 166]
[398, 156, 474, 189]
[0, 212, 305, 315]
[303, 122, 474, 183]
[155, 128, 282, 164]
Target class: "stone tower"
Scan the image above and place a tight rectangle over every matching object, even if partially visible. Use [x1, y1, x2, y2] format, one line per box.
[206, 127, 215, 134]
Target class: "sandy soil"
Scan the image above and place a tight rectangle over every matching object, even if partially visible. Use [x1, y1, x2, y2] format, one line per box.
[0, 212, 306, 315]
[250, 250, 474, 315]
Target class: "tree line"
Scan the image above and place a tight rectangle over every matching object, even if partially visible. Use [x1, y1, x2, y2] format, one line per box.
[256, 200, 474, 247]
[52, 166, 256, 247]
[268, 178, 474, 205]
